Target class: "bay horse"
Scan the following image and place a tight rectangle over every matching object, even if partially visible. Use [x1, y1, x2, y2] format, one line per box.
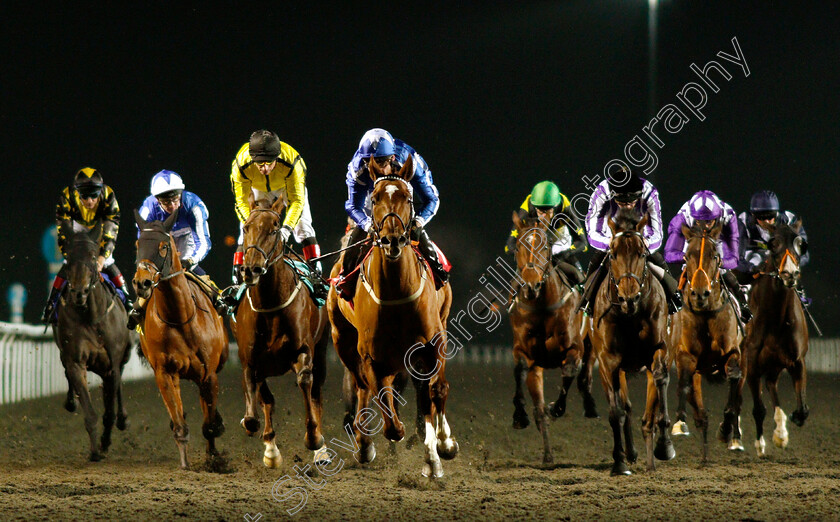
[669, 222, 745, 460]
[53, 224, 132, 461]
[133, 209, 228, 469]
[326, 155, 457, 478]
[509, 212, 598, 464]
[232, 196, 329, 468]
[743, 218, 809, 457]
[585, 208, 675, 475]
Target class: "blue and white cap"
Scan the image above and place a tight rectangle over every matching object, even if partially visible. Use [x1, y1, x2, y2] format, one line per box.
[150, 170, 186, 197]
[358, 128, 396, 158]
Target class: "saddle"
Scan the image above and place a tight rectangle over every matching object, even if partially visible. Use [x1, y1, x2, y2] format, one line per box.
[185, 271, 222, 302]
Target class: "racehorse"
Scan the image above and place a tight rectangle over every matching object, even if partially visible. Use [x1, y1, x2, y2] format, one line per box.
[231, 196, 329, 468]
[670, 222, 745, 460]
[53, 224, 132, 461]
[585, 208, 675, 475]
[509, 212, 598, 464]
[743, 218, 809, 457]
[133, 209, 228, 469]
[326, 155, 457, 478]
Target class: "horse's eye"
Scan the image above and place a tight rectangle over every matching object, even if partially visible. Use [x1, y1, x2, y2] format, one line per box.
[268, 229, 276, 236]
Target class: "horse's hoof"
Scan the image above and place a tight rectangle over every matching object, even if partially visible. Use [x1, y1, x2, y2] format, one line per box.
[384, 424, 405, 443]
[626, 449, 639, 464]
[405, 434, 419, 450]
[717, 422, 733, 443]
[772, 432, 789, 449]
[512, 412, 530, 430]
[654, 439, 676, 461]
[241, 417, 259, 436]
[64, 399, 76, 413]
[313, 446, 332, 466]
[728, 439, 745, 452]
[671, 420, 690, 436]
[89, 452, 104, 462]
[264, 453, 282, 469]
[611, 461, 632, 476]
[437, 439, 459, 460]
[116, 416, 129, 431]
[790, 410, 808, 427]
[548, 401, 566, 419]
[583, 405, 600, 419]
[542, 454, 554, 465]
[422, 461, 444, 478]
[755, 436, 766, 457]
[356, 443, 376, 464]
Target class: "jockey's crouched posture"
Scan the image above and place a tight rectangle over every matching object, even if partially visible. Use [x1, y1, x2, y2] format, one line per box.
[338, 128, 450, 299]
[664, 190, 752, 323]
[41, 168, 130, 324]
[737, 190, 810, 303]
[228, 130, 327, 301]
[127, 170, 228, 329]
[505, 181, 587, 287]
[578, 170, 683, 316]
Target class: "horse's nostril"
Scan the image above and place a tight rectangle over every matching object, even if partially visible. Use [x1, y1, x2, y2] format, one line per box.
[691, 290, 697, 296]
[703, 290, 711, 298]
[253, 267, 265, 276]
[618, 296, 625, 303]
[142, 280, 152, 289]
[397, 236, 407, 247]
[381, 236, 391, 246]
[633, 293, 641, 303]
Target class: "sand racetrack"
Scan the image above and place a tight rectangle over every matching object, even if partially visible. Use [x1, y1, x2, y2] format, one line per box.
[2, 353, 839, 521]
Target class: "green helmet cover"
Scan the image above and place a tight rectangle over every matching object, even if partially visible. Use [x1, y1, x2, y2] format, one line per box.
[530, 181, 562, 208]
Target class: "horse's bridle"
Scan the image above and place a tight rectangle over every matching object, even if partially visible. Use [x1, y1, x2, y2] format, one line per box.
[370, 176, 415, 248]
[514, 228, 552, 296]
[242, 208, 286, 271]
[608, 230, 650, 302]
[136, 233, 183, 289]
[683, 231, 728, 314]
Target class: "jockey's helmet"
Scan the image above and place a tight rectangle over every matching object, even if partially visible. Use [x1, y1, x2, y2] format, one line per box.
[530, 181, 562, 209]
[750, 190, 779, 221]
[249, 130, 282, 162]
[73, 167, 104, 197]
[151, 170, 186, 197]
[358, 128, 396, 158]
[688, 190, 723, 221]
[608, 167, 644, 203]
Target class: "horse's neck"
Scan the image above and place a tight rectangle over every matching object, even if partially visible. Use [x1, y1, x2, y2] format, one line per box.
[70, 280, 111, 323]
[367, 247, 423, 296]
[155, 274, 195, 320]
[758, 276, 800, 322]
[254, 260, 297, 306]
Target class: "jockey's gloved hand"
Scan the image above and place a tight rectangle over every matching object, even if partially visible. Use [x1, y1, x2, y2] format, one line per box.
[363, 220, 373, 234]
[280, 225, 293, 244]
[182, 258, 194, 271]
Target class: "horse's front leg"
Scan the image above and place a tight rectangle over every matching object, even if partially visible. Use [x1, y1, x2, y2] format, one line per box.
[293, 351, 325, 452]
[652, 347, 675, 463]
[198, 372, 225, 458]
[154, 370, 189, 469]
[718, 350, 745, 451]
[415, 376, 443, 478]
[604, 367, 630, 475]
[641, 371, 658, 472]
[430, 367, 458, 462]
[240, 362, 262, 436]
[766, 368, 788, 449]
[550, 348, 581, 419]
[374, 373, 405, 443]
[526, 364, 553, 464]
[115, 364, 129, 431]
[577, 338, 599, 418]
[65, 362, 103, 461]
[100, 369, 117, 454]
[788, 359, 809, 427]
[687, 373, 709, 461]
[671, 352, 695, 437]
[619, 371, 638, 465]
[747, 367, 767, 456]
[257, 380, 282, 468]
[353, 364, 376, 464]
[512, 353, 530, 429]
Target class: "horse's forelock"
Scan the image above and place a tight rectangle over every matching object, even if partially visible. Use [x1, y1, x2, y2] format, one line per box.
[612, 208, 640, 232]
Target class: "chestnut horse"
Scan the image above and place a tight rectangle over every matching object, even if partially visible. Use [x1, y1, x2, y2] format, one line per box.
[133, 210, 228, 469]
[231, 196, 329, 468]
[327, 155, 457, 478]
[509, 212, 598, 464]
[669, 222, 745, 460]
[585, 209, 675, 475]
[744, 218, 809, 457]
[53, 224, 132, 461]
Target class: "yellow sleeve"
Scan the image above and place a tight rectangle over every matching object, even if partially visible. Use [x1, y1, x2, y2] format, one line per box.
[281, 145, 307, 229]
[505, 196, 531, 253]
[230, 143, 252, 223]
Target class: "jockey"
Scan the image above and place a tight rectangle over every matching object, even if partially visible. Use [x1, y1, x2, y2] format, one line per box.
[339, 128, 450, 292]
[127, 170, 226, 329]
[664, 190, 751, 322]
[578, 168, 683, 316]
[230, 130, 325, 293]
[737, 190, 810, 301]
[41, 167, 129, 323]
[505, 181, 588, 287]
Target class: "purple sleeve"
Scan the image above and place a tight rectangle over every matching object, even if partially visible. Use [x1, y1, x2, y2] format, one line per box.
[721, 212, 740, 270]
[585, 183, 612, 251]
[664, 213, 687, 264]
[643, 184, 664, 251]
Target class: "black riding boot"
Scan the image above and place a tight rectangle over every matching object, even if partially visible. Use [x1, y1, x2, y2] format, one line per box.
[41, 280, 64, 324]
[551, 252, 586, 288]
[579, 250, 608, 316]
[341, 226, 369, 276]
[722, 270, 751, 322]
[413, 225, 449, 288]
[648, 251, 683, 314]
[126, 299, 146, 330]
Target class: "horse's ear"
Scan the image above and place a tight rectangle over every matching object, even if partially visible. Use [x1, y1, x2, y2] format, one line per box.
[163, 207, 178, 232]
[398, 154, 414, 181]
[710, 220, 724, 239]
[248, 190, 257, 210]
[793, 218, 803, 233]
[512, 210, 522, 230]
[637, 213, 650, 232]
[368, 154, 381, 181]
[681, 223, 694, 240]
[608, 216, 616, 235]
[271, 195, 286, 214]
[134, 209, 147, 228]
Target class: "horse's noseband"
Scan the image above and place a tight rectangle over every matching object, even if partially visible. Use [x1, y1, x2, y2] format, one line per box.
[242, 208, 285, 270]
[371, 177, 415, 249]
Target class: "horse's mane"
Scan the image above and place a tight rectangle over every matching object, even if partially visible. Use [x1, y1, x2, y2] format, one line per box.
[613, 207, 641, 232]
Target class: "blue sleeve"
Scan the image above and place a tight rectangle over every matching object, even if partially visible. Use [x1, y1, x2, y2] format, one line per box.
[796, 215, 809, 267]
[345, 168, 371, 229]
[406, 151, 439, 226]
[136, 197, 158, 238]
[184, 194, 211, 263]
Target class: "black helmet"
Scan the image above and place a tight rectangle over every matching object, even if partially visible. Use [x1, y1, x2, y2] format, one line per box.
[750, 190, 780, 221]
[74, 167, 104, 197]
[249, 130, 282, 162]
[608, 167, 644, 203]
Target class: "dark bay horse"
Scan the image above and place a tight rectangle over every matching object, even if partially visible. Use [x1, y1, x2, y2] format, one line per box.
[585, 209, 675, 475]
[53, 224, 132, 461]
[670, 222, 745, 460]
[327, 155, 457, 478]
[509, 212, 598, 464]
[744, 218, 809, 456]
[231, 196, 329, 468]
[133, 210, 228, 469]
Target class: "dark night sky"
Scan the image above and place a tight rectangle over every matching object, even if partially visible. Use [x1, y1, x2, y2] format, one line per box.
[2, 2, 838, 335]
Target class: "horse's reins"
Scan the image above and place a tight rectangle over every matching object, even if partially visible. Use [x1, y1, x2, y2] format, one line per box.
[607, 230, 651, 306]
[242, 208, 286, 270]
[136, 231, 198, 326]
[684, 231, 729, 316]
[512, 227, 574, 313]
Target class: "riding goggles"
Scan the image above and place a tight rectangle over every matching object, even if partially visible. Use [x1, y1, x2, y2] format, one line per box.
[613, 190, 643, 203]
[753, 210, 778, 221]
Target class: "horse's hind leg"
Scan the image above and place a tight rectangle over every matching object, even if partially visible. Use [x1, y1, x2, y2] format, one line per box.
[431, 369, 459, 462]
[718, 352, 745, 451]
[766, 368, 789, 449]
[199, 372, 225, 457]
[550, 349, 581, 418]
[641, 371, 658, 471]
[747, 369, 767, 456]
[687, 373, 709, 461]
[254, 381, 281, 468]
[65, 363, 103, 461]
[652, 348, 675, 464]
[294, 351, 325, 452]
[788, 360, 809, 427]
[154, 371, 189, 469]
[415, 376, 443, 478]
[671, 354, 694, 437]
[512, 355, 530, 429]
[116, 343, 131, 430]
[604, 368, 630, 475]
[577, 339, 599, 418]
[311, 335, 331, 464]
[526, 365, 553, 464]
[374, 374, 405, 443]
[64, 388, 76, 413]
[100, 371, 117, 454]
[619, 371, 638, 465]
